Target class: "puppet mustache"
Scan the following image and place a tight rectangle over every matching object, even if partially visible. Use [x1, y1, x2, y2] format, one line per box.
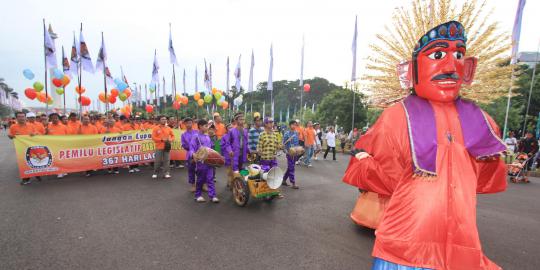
[431, 73, 459, 81]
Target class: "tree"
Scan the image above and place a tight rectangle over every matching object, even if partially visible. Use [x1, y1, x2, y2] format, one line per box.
[316, 89, 367, 132]
[0, 104, 11, 118]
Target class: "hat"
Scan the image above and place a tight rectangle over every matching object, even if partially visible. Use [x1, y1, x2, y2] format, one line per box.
[264, 117, 274, 124]
[413, 21, 466, 54]
[26, 112, 36, 118]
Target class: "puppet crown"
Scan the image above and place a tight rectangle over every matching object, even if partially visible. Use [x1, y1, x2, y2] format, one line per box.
[413, 21, 467, 54]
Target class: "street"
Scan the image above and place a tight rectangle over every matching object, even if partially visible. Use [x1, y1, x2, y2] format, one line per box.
[0, 136, 539, 270]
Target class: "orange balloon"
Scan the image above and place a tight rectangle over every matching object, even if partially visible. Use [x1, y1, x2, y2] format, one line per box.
[197, 99, 204, 107]
[62, 75, 71, 86]
[211, 88, 217, 95]
[110, 89, 119, 97]
[108, 95, 117, 104]
[36, 92, 46, 103]
[173, 101, 181, 110]
[194, 92, 201, 101]
[181, 96, 188, 105]
[123, 88, 132, 98]
[221, 101, 229, 110]
[98, 92, 108, 103]
[75, 86, 86, 94]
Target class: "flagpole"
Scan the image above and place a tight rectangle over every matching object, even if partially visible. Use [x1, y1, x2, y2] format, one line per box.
[101, 32, 109, 113]
[299, 88, 303, 122]
[522, 39, 540, 137]
[43, 19, 50, 114]
[78, 23, 83, 119]
[61, 45, 67, 114]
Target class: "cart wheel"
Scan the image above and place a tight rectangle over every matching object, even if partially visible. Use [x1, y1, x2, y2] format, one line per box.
[232, 177, 249, 207]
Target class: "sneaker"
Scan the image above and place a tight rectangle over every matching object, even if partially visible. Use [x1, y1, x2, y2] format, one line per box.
[57, 174, 64, 179]
[196, 196, 206, 203]
[108, 169, 113, 174]
[307, 164, 313, 167]
[134, 168, 141, 172]
[20, 179, 32, 185]
[129, 169, 135, 173]
[292, 185, 299, 189]
[114, 170, 119, 174]
[164, 174, 171, 179]
[314, 156, 318, 160]
[85, 173, 91, 177]
[169, 164, 175, 168]
[176, 165, 184, 169]
[295, 161, 299, 165]
[281, 181, 289, 186]
[211, 197, 220, 203]
[152, 174, 158, 179]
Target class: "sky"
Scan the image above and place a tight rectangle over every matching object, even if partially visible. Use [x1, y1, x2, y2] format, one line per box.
[0, 0, 539, 109]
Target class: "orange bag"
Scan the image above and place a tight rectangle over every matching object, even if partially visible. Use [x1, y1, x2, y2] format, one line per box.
[350, 191, 389, 229]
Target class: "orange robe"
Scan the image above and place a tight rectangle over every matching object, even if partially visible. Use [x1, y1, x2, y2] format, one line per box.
[343, 101, 506, 270]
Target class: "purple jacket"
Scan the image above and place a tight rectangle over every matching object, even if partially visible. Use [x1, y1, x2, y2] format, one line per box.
[220, 133, 231, 165]
[181, 129, 198, 159]
[224, 127, 248, 164]
[188, 132, 212, 164]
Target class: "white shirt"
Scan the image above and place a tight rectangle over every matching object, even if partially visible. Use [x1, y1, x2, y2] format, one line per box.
[325, 131, 336, 147]
[504, 137, 518, 152]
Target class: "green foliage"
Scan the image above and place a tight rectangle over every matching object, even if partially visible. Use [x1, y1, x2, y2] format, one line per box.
[479, 97, 522, 133]
[316, 89, 367, 132]
[0, 104, 11, 118]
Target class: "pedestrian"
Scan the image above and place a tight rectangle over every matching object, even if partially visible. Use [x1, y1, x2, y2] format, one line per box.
[190, 119, 219, 203]
[303, 121, 316, 167]
[225, 113, 249, 174]
[248, 115, 264, 154]
[313, 123, 323, 160]
[323, 127, 337, 161]
[518, 132, 538, 176]
[339, 131, 348, 154]
[282, 120, 300, 189]
[181, 117, 198, 191]
[8, 111, 39, 185]
[151, 115, 175, 179]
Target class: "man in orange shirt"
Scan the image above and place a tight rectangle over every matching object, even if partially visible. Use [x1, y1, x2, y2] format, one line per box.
[302, 121, 316, 167]
[101, 119, 122, 174]
[66, 113, 81, 135]
[213, 113, 227, 139]
[26, 112, 45, 135]
[46, 113, 69, 135]
[152, 115, 175, 179]
[9, 111, 41, 185]
[79, 115, 98, 177]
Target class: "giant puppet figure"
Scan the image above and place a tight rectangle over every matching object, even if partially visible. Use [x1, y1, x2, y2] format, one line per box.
[343, 21, 507, 270]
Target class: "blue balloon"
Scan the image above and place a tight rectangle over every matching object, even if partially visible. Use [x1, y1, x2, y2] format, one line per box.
[53, 68, 63, 79]
[22, 69, 35, 80]
[117, 82, 128, 91]
[114, 78, 123, 86]
[220, 96, 226, 101]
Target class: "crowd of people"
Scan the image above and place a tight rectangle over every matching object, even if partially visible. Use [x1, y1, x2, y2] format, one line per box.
[504, 130, 540, 176]
[4, 111, 352, 202]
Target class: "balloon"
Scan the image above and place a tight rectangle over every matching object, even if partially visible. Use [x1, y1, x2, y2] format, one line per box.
[98, 92, 107, 103]
[117, 81, 128, 91]
[211, 88, 217, 95]
[303, 83, 311, 92]
[36, 92, 45, 102]
[204, 94, 212, 104]
[173, 101, 181, 110]
[62, 75, 71, 86]
[217, 100, 223, 106]
[149, 82, 156, 90]
[78, 96, 91, 106]
[114, 78, 123, 86]
[233, 96, 243, 106]
[23, 69, 35, 80]
[181, 96, 188, 105]
[197, 99, 204, 107]
[108, 95, 117, 104]
[220, 95, 226, 102]
[24, 88, 37, 100]
[33, 81, 44, 92]
[123, 88, 132, 98]
[149, 88, 155, 93]
[52, 78, 63, 87]
[221, 101, 229, 110]
[75, 86, 86, 94]
[145, 104, 154, 113]
[55, 88, 64, 95]
[47, 98, 54, 105]
[118, 93, 127, 102]
[214, 92, 222, 101]
[194, 92, 201, 101]
[110, 89, 119, 97]
[53, 68, 64, 79]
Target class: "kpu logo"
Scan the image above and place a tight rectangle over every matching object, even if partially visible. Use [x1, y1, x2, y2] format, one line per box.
[25, 146, 53, 169]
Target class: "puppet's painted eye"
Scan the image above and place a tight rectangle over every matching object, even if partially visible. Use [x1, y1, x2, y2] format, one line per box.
[428, 51, 446, 60]
[453, 51, 464, 59]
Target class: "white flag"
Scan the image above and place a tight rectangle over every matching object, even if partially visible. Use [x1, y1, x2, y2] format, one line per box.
[69, 33, 79, 76]
[44, 22, 57, 68]
[204, 59, 210, 92]
[209, 63, 213, 90]
[183, 69, 186, 94]
[226, 56, 230, 92]
[234, 55, 241, 91]
[169, 24, 178, 65]
[62, 46, 70, 75]
[300, 36, 304, 86]
[162, 77, 166, 104]
[79, 28, 94, 73]
[152, 50, 159, 82]
[267, 44, 273, 91]
[248, 50, 255, 92]
[95, 34, 107, 71]
[351, 15, 358, 82]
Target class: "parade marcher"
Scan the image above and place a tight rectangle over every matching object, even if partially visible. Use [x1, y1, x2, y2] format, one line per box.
[181, 117, 198, 191]
[189, 119, 219, 203]
[151, 116, 174, 179]
[323, 126, 337, 161]
[282, 120, 300, 189]
[248, 115, 263, 154]
[343, 21, 507, 269]
[46, 113, 68, 136]
[220, 123, 233, 187]
[213, 113, 227, 139]
[79, 115, 99, 177]
[302, 121, 316, 167]
[8, 111, 40, 185]
[256, 117, 280, 172]
[26, 112, 45, 135]
[66, 113, 81, 135]
[226, 113, 249, 174]
[103, 119, 122, 174]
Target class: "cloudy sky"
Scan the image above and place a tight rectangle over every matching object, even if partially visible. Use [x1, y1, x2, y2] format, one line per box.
[0, 0, 539, 109]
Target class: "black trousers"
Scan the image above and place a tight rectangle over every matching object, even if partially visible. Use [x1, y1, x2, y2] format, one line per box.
[324, 147, 336, 160]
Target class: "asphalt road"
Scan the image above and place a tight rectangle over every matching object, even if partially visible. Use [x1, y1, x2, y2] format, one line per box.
[0, 135, 539, 270]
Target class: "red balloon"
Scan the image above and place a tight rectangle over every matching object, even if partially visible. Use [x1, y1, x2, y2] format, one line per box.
[145, 104, 154, 113]
[78, 96, 91, 106]
[24, 88, 37, 100]
[110, 88, 119, 97]
[108, 95, 117, 104]
[303, 83, 311, 92]
[173, 101, 181, 110]
[52, 78, 63, 88]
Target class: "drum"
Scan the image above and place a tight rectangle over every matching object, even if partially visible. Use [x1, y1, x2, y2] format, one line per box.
[288, 146, 305, 156]
[193, 147, 225, 167]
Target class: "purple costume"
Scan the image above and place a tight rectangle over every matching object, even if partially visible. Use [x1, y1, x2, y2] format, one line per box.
[220, 133, 231, 166]
[260, 160, 278, 172]
[224, 127, 249, 171]
[188, 132, 216, 199]
[181, 129, 198, 184]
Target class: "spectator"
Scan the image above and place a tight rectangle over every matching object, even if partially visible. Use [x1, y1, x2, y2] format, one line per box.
[151, 116, 175, 179]
[324, 127, 337, 161]
[303, 121, 316, 167]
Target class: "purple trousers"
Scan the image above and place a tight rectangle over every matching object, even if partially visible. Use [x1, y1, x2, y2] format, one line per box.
[195, 163, 216, 198]
[187, 157, 196, 184]
[232, 154, 245, 172]
[283, 154, 297, 184]
[260, 159, 277, 172]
